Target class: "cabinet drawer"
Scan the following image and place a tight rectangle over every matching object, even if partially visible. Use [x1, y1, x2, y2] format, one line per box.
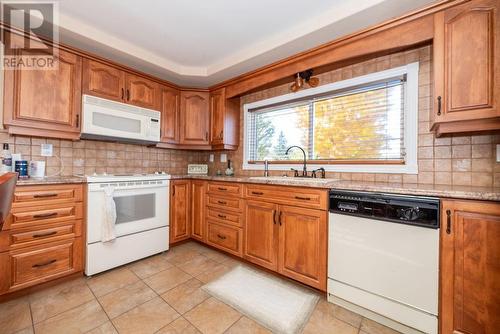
[244, 184, 327, 210]
[3, 239, 83, 291]
[9, 203, 83, 230]
[207, 182, 242, 196]
[13, 184, 83, 207]
[206, 208, 242, 227]
[0, 220, 82, 251]
[207, 195, 243, 212]
[206, 222, 242, 257]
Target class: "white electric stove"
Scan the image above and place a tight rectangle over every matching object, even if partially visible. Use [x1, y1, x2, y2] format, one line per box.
[84, 172, 171, 275]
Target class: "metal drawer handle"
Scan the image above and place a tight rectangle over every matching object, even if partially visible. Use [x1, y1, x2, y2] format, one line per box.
[437, 96, 442, 116]
[279, 211, 283, 226]
[217, 200, 227, 205]
[273, 210, 277, 225]
[295, 196, 311, 200]
[218, 187, 227, 191]
[216, 234, 226, 240]
[217, 214, 227, 219]
[446, 210, 451, 234]
[251, 191, 264, 195]
[33, 212, 58, 219]
[33, 231, 58, 238]
[33, 193, 58, 198]
[32, 259, 57, 268]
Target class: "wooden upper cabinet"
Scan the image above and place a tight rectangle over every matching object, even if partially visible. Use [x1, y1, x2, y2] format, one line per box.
[179, 90, 210, 145]
[3, 40, 82, 139]
[244, 200, 278, 271]
[83, 59, 160, 110]
[82, 59, 124, 102]
[209, 88, 239, 150]
[125, 73, 159, 110]
[440, 199, 500, 334]
[170, 180, 190, 244]
[160, 86, 180, 144]
[210, 90, 224, 146]
[432, 0, 500, 135]
[190, 180, 206, 241]
[278, 205, 327, 290]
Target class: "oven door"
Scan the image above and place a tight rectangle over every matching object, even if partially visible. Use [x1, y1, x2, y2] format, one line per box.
[87, 182, 169, 243]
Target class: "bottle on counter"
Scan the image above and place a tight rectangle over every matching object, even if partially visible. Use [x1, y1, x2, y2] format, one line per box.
[1, 143, 12, 173]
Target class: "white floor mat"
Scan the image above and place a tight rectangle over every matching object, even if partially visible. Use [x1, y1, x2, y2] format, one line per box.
[202, 265, 319, 334]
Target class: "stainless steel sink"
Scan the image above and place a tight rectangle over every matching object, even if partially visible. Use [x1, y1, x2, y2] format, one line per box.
[248, 176, 335, 184]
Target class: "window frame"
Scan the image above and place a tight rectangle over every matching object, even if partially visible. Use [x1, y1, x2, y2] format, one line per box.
[242, 62, 419, 174]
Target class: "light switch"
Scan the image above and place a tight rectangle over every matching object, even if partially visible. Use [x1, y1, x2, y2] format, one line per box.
[496, 144, 500, 163]
[220, 153, 227, 163]
[41, 144, 53, 157]
[209, 154, 214, 162]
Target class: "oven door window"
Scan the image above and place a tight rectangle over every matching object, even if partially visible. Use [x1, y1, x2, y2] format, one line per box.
[114, 193, 156, 224]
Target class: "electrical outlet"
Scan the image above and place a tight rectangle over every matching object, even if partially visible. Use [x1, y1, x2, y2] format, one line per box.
[220, 153, 227, 163]
[41, 143, 53, 157]
[209, 154, 214, 162]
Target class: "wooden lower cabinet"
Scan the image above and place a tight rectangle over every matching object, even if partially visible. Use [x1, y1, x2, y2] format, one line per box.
[170, 180, 191, 243]
[243, 199, 327, 290]
[278, 206, 327, 290]
[0, 184, 84, 295]
[244, 200, 278, 271]
[0, 238, 83, 292]
[440, 199, 500, 334]
[190, 181, 206, 241]
[206, 222, 242, 257]
[171, 180, 328, 291]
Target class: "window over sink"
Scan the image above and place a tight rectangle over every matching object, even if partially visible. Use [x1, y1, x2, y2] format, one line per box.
[243, 63, 419, 174]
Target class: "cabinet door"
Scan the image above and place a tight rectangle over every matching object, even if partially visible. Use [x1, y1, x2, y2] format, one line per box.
[0, 238, 83, 294]
[190, 180, 206, 241]
[170, 181, 190, 243]
[278, 205, 327, 290]
[433, 0, 499, 125]
[243, 200, 278, 271]
[210, 90, 224, 145]
[125, 73, 159, 110]
[440, 200, 500, 334]
[180, 91, 210, 145]
[160, 86, 180, 144]
[82, 59, 125, 102]
[3, 47, 82, 139]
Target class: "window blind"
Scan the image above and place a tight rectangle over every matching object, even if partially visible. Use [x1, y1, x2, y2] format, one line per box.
[247, 77, 406, 163]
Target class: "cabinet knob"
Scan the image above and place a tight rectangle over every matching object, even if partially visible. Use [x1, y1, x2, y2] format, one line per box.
[437, 96, 442, 116]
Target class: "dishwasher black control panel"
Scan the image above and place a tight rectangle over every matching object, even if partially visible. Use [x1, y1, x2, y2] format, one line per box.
[329, 190, 440, 229]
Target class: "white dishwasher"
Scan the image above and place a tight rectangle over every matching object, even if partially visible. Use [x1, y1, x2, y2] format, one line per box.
[328, 190, 440, 334]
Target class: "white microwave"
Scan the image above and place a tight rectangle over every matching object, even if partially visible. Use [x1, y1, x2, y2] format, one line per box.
[81, 95, 161, 144]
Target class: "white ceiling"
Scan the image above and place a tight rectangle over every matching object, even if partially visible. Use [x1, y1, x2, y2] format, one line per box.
[53, 0, 437, 87]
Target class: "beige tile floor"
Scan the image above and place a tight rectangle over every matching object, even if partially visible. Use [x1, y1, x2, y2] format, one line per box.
[0, 241, 402, 334]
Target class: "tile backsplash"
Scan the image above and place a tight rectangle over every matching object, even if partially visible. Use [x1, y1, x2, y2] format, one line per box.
[200, 45, 500, 187]
[0, 132, 204, 176]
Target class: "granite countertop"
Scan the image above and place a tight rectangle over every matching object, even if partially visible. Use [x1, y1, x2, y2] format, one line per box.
[15, 176, 86, 186]
[15, 174, 500, 201]
[172, 175, 500, 201]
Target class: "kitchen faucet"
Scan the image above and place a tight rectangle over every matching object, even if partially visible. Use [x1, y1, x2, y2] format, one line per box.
[264, 160, 269, 177]
[285, 145, 308, 177]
